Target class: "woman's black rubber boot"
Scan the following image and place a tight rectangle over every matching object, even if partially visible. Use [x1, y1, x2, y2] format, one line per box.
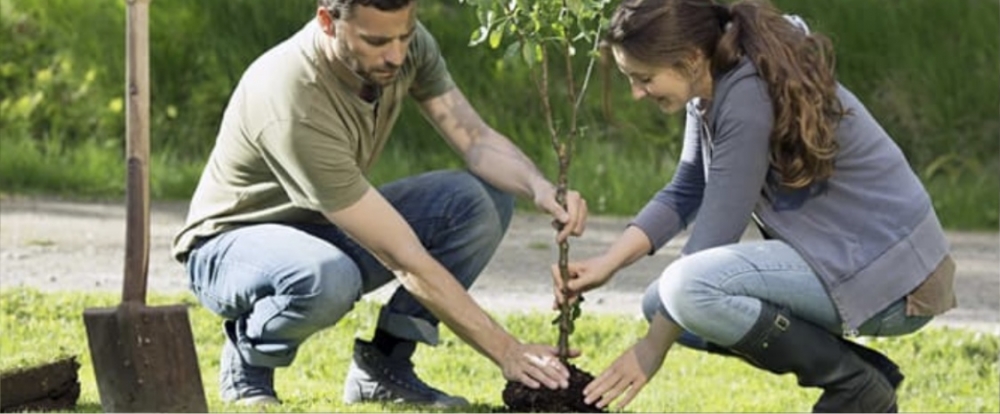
[729, 303, 897, 413]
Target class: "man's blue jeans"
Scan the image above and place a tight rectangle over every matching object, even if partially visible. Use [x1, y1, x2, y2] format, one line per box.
[185, 170, 514, 368]
[641, 240, 933, 349]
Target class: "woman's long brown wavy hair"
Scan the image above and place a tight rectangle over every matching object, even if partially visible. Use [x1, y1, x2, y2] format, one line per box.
[605, 0, 845, 189]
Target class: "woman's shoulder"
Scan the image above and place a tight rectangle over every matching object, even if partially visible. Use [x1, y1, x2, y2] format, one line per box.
[710, 59, 771, 120]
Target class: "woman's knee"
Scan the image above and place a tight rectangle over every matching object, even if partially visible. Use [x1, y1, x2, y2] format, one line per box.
[657, 255, 720, 327]
[642, 273, 722, 351]
[641, 279, 668, 322]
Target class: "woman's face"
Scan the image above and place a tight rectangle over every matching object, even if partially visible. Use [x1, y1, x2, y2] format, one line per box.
[612, 45, 704, 114]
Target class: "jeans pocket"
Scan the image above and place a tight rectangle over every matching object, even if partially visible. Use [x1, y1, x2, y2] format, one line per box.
[185, 253, 204, 297]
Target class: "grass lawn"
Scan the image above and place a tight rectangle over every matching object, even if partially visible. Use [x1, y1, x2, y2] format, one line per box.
[1, 288, 997, 412]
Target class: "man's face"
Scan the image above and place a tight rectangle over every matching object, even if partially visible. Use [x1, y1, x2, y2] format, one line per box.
[327, 3, 417, 86]
[612, 45, 698, 114]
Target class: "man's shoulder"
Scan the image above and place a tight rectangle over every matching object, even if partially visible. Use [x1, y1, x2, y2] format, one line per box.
[236, 22, 341, 122]
[403, 20, 456, 101]
[243, 22, 316, 84]
[407, 20, 445, 62]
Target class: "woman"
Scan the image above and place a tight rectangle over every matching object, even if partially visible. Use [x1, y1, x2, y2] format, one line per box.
[553, 0, 957, 412]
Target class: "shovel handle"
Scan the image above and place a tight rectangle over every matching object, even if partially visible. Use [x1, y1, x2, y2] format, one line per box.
[123, 0, 151, 304]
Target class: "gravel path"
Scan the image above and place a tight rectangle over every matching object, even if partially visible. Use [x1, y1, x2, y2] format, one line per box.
[1, 196, 997, 333]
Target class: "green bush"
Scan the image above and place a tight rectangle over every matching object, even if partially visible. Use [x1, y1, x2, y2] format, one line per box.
[0, 2, 121, 152]
[1, 0, 997, 228]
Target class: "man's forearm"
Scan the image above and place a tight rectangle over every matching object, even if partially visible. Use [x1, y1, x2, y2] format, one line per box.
[419, 88, 554, 201]
[394, 254, 518, 366]
[464, 129, 552, 201]
[325, 188, 518, 366]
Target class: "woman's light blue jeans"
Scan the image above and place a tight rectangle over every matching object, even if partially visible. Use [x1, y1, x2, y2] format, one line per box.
[185, 170, 514, 367]
[641, 240, 933, 349]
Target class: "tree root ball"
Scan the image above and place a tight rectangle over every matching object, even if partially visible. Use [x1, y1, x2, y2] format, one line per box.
[502, 364, 605, 413]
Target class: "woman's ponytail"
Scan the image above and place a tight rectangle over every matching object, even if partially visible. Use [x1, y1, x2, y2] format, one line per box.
[716, 0, 845, 189]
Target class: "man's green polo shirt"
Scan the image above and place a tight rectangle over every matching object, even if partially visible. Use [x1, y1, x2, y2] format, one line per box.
[172, 20, 455, 260]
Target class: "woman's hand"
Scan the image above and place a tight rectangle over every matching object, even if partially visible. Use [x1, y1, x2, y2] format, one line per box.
[551, 254, 620, 307]
[583, 335, 666, 410]
[551, 225, 653, 307]
[583, 313, 681, 410]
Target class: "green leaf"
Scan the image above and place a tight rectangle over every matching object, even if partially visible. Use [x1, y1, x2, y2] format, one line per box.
[530, 3, 542, 32]
[488, 21, 505, 49]
[503, 40, 522, 62]
[567, 0, 585, 16]
[468, 26, 489, 47]
[521, 39, 536, 68]
[572, 299, 583, 320]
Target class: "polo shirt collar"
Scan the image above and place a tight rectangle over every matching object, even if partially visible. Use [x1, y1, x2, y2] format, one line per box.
[311, 20, 370, 96]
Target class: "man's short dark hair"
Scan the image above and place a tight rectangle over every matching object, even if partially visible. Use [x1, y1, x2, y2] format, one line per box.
[318, 0, 416, 19]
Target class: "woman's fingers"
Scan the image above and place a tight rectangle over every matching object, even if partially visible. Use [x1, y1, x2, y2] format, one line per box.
[583, 369, 616, 404]
[614, 382, 643, 411]
[596, 375, 631, 409]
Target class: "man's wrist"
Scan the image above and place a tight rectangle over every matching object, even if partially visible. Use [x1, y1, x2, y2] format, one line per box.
[528, 176, 555, 201]
[492, 332, 522, 367]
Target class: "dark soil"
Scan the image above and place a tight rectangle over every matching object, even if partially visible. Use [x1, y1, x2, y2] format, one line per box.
[0, 357, 80, 413]
[502, 364, 605, 413]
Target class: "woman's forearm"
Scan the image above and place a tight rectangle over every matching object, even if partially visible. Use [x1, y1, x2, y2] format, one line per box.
[603, 225, 656, 270]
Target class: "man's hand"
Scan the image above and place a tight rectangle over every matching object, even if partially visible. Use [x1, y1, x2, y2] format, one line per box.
[533, 185, 588, 243]
[419, 88, 589, 242]
[501, 343, 581, 390]
[420, 89, 589, 241]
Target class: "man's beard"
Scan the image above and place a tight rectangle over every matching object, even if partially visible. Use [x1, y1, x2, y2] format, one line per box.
[335, 42, 398, 86]
[360, 66, 399, 86]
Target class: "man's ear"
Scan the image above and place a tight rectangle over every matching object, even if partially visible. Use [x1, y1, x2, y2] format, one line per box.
[316, 7, 338, 36]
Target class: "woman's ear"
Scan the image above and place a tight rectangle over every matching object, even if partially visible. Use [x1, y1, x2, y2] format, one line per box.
[680, 48, 710, 77]
[680, 49, 714, 98]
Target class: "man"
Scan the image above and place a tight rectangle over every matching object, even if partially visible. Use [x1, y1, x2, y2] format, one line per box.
[171, 0, 589, 408]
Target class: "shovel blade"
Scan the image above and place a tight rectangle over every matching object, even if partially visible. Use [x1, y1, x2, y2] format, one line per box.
[83, 304, 207, 413]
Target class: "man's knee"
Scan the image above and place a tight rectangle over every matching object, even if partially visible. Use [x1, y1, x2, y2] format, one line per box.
[479, 179, 515, 230]
[447, 172, 514, 239]
[278, 255, 363, 329]
[443, 171, 513, 225]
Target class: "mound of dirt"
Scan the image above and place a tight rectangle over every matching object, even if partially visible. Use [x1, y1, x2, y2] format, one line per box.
[502, 364, 604, 413]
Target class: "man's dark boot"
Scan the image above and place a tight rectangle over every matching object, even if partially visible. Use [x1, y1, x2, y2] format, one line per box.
[342, 339, 468, 408]
[729, 304, 897, 413]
